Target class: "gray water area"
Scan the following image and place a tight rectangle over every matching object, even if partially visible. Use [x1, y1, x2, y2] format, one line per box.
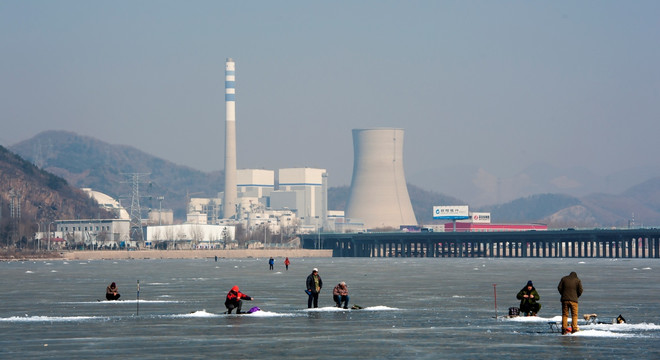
[0, 257, 658, 359]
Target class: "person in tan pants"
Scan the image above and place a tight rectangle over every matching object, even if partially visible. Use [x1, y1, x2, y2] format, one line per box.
[557, 272, 583, 334]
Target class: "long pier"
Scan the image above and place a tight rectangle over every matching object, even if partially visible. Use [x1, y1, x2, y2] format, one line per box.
[300, 229, 660, 258]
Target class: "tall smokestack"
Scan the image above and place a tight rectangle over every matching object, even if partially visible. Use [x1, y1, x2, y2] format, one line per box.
[223, 58, 237, 219]
[345, 128, 417, 229]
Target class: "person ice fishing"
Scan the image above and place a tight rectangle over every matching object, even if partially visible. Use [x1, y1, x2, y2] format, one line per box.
[106, 282, 120, 301]
[268, 257, 274, 270]
[516, 280, 541, 316]
[225, 285, 254, 314]
[558, 271, 583, 334]
[333, 281, 350, 309]
[306, 268, 323, 308]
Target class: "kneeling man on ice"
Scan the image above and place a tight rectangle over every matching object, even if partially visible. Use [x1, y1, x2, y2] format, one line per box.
[225, 285, 254, 314]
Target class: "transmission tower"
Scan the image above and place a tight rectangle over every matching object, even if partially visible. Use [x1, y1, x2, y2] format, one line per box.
[121, 173, 150, 244]
[8, 188, 21, 246]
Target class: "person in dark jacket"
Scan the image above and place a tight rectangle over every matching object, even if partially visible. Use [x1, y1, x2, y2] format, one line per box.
[557, 271, 583, 334]
[306, 268, 323, 308]
[516, 280, 541, 316]
[225, 285, 254, 314]
[106, 282, 120, 301]
[268, 257, 274, 270]
[333, 282, 349, 309]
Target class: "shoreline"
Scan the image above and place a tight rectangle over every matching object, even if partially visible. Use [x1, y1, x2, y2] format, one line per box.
[1, 249, 333, 261]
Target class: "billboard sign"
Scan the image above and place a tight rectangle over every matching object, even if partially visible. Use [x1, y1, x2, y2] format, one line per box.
[470, 212, 491, 224]
[433, 205, 469, 220]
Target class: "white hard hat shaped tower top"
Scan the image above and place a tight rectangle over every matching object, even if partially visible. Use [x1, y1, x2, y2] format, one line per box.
[345, 128, 418, 229]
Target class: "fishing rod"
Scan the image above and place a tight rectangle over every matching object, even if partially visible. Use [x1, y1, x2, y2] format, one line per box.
[493, 284, 497, 320]
[137, 280, 140, 316]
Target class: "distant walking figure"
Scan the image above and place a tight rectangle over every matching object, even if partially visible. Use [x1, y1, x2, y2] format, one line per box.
[284, 257, 290, 270]
[268, 257, 274, 270]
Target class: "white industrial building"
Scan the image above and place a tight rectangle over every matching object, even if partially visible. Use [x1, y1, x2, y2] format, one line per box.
[238, 169, 275, 201]
[270, 167, 327, 228]
[53, 218, 131, 249]
[81, 188, 129, 220]
[145, 224, 235, 249]
[148, 209, 174, 225]
[189, 167, 330, 236]
[187, 196, 222, 224]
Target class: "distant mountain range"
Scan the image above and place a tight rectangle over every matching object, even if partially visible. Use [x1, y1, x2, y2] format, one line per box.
[410, 162, 660, 208]
[9, 130, 660, 228]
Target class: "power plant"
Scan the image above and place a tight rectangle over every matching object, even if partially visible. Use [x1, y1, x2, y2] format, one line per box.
[50, 67, 422, 250]
[223, 58, 238, 219]
[345, 128, 418, 229]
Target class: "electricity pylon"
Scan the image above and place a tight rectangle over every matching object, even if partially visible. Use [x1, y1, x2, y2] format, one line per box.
[121, 173, 150, 244]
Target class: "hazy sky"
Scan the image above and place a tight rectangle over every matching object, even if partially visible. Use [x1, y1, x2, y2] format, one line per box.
[2, 1, 659, 204]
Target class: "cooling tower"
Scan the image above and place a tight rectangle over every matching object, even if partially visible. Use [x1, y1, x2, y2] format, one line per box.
[345, 128, 418, 229]
[223, 58, 237, 219]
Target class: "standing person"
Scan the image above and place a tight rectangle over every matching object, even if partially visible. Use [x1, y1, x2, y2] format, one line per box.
[284, 257, 290, 271]
[557, 271, 583, 334]
[268, 257, 274, 270]
[225, 285, 254, 314]
[516, 280, 541, 316]
[333, 281, 350, 309]
[106, 282, 120, 301]
[306, 268, 323, 308]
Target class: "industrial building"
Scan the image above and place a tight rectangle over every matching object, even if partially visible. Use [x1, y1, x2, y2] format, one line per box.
[145, 223, 235, 249]
[271, 168, 327, 229]
[50, 218, 131, 249]
[238, 169, 275, 201]
[194, 167, 330, 235]
[81, 188, 129, 220]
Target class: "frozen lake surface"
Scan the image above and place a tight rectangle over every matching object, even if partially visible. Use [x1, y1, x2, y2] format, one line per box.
[1, 257, 658, 359]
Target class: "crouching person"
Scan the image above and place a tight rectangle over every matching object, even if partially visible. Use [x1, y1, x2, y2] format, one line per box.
[333, 282, 350, 309]
[517, 280, 541, 316]
[225, 285, 253, 314]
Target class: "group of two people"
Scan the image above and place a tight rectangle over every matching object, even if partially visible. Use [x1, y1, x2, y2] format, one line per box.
[268, 257, 291, 271]
[516, 271, 584, 335]
[224, 267, 349, 313]
[305, 268, 349, 309]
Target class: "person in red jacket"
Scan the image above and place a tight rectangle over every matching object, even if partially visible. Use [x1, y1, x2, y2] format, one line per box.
[225, 285, 254, 314]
